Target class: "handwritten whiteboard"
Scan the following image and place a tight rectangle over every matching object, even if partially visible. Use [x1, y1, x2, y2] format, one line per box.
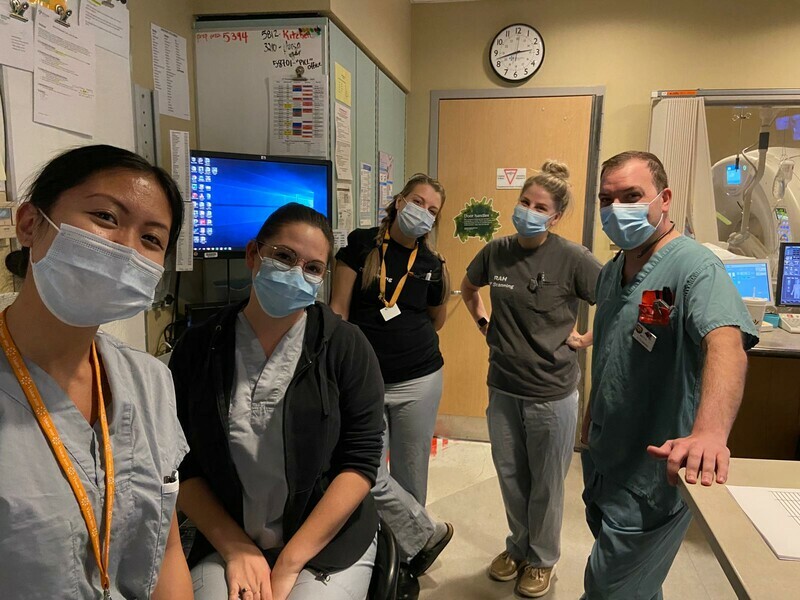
[195, 18, 328, 156]
[0, 33, 145, 350]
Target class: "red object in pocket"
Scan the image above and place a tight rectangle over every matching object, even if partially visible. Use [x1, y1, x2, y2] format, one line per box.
[639, 290, 672, 326]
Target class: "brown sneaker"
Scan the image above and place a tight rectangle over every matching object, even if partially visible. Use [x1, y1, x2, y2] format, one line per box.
[515, 565, 556, 598]
[488, 551, 524, 582]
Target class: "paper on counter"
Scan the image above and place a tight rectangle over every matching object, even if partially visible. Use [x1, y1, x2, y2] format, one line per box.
[33, 15, 97, 136]
[727, 485, 800, 561]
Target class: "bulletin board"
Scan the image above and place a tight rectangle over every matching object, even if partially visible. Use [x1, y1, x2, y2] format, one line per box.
[0, 5, 142, 350]
[1, 53, 135, 200]
[194, 18, 329, 157]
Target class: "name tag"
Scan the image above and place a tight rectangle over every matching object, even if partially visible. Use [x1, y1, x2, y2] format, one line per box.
[380, 304, 401, 321]
[633, 322, 657, 352]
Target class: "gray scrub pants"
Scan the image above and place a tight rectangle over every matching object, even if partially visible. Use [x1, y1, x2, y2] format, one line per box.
[191, 536, 377, 600]
[580, 451, 692, 600]
[371, 368, 443, 561]
[486, 388, 579, 568]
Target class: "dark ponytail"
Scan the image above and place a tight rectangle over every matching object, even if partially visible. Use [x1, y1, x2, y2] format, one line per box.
[7, 144, 184, 277]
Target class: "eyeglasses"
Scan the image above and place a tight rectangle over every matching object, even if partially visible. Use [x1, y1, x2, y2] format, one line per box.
[257, 243, 329, 284]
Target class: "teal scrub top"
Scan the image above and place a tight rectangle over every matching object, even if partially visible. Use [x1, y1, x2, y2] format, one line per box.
[588, 237, 759, 511]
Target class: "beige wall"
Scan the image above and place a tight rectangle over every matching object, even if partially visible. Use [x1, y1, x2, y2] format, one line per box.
[328, 0, 411, 90]
[408, 0, 800, 256]
[192, 0, 411, 90]
[130, 0, 199, 353]
[192, 0, 331, 15]
[130, 0, 199, 152]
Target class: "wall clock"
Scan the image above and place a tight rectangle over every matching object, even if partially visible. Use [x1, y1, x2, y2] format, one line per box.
[489, 23, 545, 83]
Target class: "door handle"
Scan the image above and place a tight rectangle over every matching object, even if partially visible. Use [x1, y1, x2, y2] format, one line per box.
[450, 290, 462, 296]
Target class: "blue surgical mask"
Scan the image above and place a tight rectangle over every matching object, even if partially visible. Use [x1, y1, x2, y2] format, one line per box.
[397, 201, 435, 238]
[600, 192, 665, 250]
[253, 261, 320, 318]
[512, 205, 552, 237]
[31, 214, 164, 327]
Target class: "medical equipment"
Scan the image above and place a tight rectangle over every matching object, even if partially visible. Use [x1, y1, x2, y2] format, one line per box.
[779, 313, 800, 333]
[775, 242, 800, 307]
[722, 258, 774, 332]
[722, 258, 773, 305]
[712, 147, 800, 268]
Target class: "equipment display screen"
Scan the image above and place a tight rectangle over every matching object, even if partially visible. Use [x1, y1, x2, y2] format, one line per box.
[726, 164, 742, 186]
[777, 243, 800, 306]
[724, 261, 772, 303]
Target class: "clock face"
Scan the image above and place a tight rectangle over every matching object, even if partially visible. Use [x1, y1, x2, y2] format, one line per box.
[489, 24, 545, 83]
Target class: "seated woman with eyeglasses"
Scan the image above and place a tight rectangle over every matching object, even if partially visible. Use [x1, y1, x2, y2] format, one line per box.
[169, 203, 385, 600]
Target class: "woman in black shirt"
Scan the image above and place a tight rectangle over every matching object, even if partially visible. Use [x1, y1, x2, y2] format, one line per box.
[330, 174, 454, 595]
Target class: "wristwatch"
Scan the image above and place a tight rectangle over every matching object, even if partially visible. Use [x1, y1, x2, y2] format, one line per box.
[477, 317, 488, 329]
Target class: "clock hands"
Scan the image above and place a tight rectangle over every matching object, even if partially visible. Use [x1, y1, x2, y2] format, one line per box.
[497, 48, 532, 61]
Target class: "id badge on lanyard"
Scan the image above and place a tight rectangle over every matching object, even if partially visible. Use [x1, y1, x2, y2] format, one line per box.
[0, 310, 115, 598]
[378, 233, 418, 322]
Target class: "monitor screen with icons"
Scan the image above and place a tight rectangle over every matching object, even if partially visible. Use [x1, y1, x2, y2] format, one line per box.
[189, 151, 332, 259]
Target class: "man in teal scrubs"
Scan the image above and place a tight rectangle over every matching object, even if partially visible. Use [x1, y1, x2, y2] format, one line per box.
[581, 151, 759, 600]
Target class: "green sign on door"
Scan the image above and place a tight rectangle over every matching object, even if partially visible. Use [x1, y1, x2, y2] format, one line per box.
[453, 196, 501, 243]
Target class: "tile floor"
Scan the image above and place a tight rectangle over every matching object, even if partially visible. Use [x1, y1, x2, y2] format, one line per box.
[417, 439, 737, 600]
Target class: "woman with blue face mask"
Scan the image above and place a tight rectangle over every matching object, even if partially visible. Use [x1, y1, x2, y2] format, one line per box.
[169, 203, 385, 600]
[329, 174, 452, 599]
[0, 145, 192, 599]
[461, 161, 602, 599]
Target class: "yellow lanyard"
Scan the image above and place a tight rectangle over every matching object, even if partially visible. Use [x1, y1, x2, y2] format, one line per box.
[379, 233, 418, 308]
[0, 309, 114, 599]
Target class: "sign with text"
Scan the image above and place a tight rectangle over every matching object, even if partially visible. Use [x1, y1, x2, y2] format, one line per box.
[496, 167, 527, 189]
[453, 196, 501, 243]
[197, 26, 323, 79]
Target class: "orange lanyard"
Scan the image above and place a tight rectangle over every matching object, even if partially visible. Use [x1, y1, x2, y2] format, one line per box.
[0, 309, 114, 599]
[379, 233, 418, 308]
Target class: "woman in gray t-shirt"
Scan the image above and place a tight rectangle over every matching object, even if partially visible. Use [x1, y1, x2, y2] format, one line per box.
[461, 160, 602, 599]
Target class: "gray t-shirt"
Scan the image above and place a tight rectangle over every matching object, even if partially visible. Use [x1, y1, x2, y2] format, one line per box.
[467, 233, 602, 401]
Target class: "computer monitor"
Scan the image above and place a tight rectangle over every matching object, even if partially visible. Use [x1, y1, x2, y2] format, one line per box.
[776, 243, 800, 307]
[723, 258, 773, 305]
[189, 151, 332, 258]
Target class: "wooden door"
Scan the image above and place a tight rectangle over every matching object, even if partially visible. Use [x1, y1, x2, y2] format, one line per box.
[434, 95, 595, 439]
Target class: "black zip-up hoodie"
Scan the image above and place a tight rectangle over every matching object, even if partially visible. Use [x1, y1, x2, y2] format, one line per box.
[169, 301, 385, 572]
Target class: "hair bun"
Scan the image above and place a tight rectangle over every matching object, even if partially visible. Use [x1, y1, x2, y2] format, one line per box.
[5, 248, 29, 279]
[541, 160, 570, 181]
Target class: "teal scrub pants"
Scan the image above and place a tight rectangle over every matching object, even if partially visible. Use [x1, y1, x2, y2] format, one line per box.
[580, 451, 692, 600]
